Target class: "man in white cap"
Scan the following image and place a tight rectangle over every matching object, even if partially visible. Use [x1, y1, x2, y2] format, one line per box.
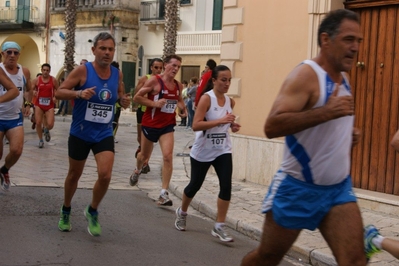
[0, 41, 32, 191]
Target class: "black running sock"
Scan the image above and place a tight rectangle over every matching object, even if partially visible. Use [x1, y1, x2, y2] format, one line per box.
[0, 166, 9, 174]
[88, 205, 97, 214]
[62, 205, 71, 213]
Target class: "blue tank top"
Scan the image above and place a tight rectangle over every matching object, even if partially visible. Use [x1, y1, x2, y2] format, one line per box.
[70, 63, 119, 142]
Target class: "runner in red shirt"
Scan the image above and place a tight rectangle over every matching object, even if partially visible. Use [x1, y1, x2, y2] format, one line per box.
[130, 55, 187, 206]
[33, 63, 59, 148]
[194, 59, 217, 108]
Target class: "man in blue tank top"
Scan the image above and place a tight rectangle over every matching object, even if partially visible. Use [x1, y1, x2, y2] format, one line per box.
[55, 32, 130, 237]
[242, 9, 367, 266]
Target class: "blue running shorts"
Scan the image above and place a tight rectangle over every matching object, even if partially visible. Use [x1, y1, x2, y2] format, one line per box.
[262, 171, 356, 230]
[0, 113, 23, 132]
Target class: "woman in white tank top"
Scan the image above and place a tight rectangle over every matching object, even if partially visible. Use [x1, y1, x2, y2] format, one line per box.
[174, 65, 241, 242]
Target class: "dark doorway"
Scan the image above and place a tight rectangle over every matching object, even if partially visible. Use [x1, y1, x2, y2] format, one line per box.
[122, 61, 136, 94]
[181, 66, 200, 83]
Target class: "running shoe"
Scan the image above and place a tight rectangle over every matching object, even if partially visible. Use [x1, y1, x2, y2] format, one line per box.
[135, 146, 141, 158]
[175, 207, 187, 231]
[58, 207, 72, 232]
[44, 128, 51, 142]
[39, 140, 44, 148]
[141, 163, 150, 174]
[0, 172, 10, 191]
[84, 206, 101, 236]
[157, 191, 173, 206]
[129, 170, 141, 186]
[211, 224, 234, 242]
[364, 224, 382, 259]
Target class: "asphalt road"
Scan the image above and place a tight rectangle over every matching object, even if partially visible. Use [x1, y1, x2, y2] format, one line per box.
[0, 187, 306, 266]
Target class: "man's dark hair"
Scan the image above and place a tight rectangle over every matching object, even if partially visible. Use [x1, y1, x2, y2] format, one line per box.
[150, 58, 163, 67]
[206, 59, 217, 70]
[317, 9, 359, 46]
[111, 61, 120, 70]
[41, 63, 51, 69]
[190, 77, 198, 84]
[93, 32, 115, 47]
[163, 55, 182, 64]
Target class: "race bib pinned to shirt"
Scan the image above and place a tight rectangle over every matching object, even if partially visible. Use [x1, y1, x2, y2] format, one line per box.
[205, 133, 227, 149]
[160, 99, 177, 114]
[85, 102, 113, 124]
[39, 97, 51, 106]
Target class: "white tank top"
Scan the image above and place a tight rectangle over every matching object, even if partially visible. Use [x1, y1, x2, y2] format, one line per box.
[0, 63, 25, 120]
[279, 60, 354, 185]
[190, 90, 233, 162]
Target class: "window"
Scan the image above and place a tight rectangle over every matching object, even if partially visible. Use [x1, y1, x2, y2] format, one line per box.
[180, 0, 191, 5]
[5, 1, 10, 7]
[212, 0, 223, 30]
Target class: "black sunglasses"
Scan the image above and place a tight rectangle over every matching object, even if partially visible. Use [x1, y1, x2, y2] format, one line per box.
[6, 50, 19, 56]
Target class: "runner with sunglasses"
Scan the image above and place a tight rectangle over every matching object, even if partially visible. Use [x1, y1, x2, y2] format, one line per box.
[132, 58, 163, 174]
[0, 41, 32, 191]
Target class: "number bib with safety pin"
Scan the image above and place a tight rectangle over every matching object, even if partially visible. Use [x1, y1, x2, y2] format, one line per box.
[85, 102, 113, 124]
[39, 97, 51, 106]
[205, 133, 227, 149]
[160, 99, 178, 114]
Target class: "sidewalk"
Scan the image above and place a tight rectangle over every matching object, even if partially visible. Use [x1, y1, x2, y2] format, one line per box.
[10, 111, 399, 266]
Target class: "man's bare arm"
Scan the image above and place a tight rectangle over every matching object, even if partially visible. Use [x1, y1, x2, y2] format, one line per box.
[23, 67, 32, 102]
[264, 64, 354, 139]
[133, 75, 148, 97]
[133, 77, 162, 108]
[0, 68, 19, 103]
[56, 66, 86, 100]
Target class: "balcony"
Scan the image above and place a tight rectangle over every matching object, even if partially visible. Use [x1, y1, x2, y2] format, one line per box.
[140, 0, 180, 30]
[176, 31, 221, 55]
[52, 0, 116, 9]
[0, 5, 39, 31]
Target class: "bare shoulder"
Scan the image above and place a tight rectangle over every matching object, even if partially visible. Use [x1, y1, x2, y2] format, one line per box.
[230, 97, 235, 109]
[282, 63, 319, 94]
[22, 66, 31, 77]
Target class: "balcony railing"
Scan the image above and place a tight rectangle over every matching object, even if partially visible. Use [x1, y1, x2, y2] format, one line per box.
[176, 31, 221, 55]
[140, 0, 179, 21]
[0, 6, 39, 24]
[52, 0, 115, 9]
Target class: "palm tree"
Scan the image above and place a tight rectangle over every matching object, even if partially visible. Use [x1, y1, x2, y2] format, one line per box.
[64, 0, 77, 78]
[163, 0, 179, 58]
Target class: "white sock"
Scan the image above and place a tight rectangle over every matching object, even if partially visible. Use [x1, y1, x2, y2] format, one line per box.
[179, 208, 187, 216]
[372, 235, 384, 249]
[215, 222, 224, 229]
[161, 189, 166, 195]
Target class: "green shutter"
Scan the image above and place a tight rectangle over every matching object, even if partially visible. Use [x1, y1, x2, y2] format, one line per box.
[122, 61, 136, 94]
[212, 0, 223, 30]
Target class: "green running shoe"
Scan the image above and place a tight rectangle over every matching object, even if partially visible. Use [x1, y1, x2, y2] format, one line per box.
[58, 207, 72, 232]
[364, 224, 382, 260]
[84, 206, 101, 236]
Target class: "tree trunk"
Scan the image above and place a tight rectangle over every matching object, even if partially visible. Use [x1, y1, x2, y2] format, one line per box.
[163, 0, 179, 58]
[64, 0, 77, 78]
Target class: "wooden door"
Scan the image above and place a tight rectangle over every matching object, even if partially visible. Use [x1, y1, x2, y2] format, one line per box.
[345, 1, 399, 194]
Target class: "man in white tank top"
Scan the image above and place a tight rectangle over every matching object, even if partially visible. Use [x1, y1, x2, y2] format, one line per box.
[242, 9, 367, 266]
[0, 41, 32, 192]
